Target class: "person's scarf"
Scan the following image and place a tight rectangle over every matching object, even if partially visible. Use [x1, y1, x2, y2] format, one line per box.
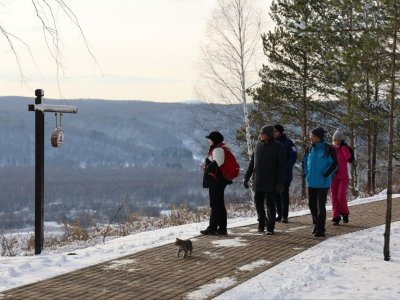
[208, 142, 225, 157]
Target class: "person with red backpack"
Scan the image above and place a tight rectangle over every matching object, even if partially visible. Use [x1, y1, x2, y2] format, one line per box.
[201, 131, 239, 236]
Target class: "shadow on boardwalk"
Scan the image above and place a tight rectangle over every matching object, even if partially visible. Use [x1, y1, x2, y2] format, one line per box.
[2, 198, 399, 300]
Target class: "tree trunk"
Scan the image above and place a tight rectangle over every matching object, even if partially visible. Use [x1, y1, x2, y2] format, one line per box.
[366, 76, 372, 195]
[372, 128, 377, 193]
[301, 54, 309, 199]
[367, 125, 372, 195]
[383, 4, 397, 261]
[347, 87, 358, 196]
[241, 61, 255, 201]
[346, 7, 358, 196]
[371, 83, 379, 194]
[301, 123, 307, 199]
[239, 10, 255, 201]
[243, 104, 253, 157]
[239, 23, 253, 160]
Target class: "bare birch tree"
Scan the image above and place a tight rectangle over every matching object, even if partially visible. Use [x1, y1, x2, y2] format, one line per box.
[196, 0, 265, 159]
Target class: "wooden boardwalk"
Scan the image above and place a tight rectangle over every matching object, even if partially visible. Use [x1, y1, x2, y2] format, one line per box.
[2, 197, 399, 300]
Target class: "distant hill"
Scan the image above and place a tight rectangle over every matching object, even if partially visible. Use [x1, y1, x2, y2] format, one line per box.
[0, 96, 242, 168]
[0, 96, 247, 229]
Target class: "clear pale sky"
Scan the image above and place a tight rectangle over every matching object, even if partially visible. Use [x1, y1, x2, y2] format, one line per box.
[0, 0, 269, 102]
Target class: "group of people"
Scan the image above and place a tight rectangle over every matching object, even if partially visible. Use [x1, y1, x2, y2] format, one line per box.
[302, 127, 351, 237]
[200, 125, 352, 238]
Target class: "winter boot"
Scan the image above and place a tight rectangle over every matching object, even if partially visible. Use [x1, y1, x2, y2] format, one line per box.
[314, 231, 326, 237]
[217, 228, 228, 235]
[332, 217, 341, 225]
[342, 215, 349, 223]
[200, 227, 218, 235]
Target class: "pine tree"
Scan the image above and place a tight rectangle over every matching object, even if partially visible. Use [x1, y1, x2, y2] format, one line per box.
[313, 0, 368, 194]
[382, 0, 400, 262]
[251, 0, 330, 197]
[356, 0, 390, 195]
[250, 0, 398, 201]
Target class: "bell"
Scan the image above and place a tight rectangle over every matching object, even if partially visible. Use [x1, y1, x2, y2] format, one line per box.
[51, 127, 64, 148]
[51, 112, 64, 148]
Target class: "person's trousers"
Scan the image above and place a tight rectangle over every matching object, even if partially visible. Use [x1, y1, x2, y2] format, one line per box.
[308, 187, 329, 234]
[331, 177, 350, 218]
[276, 182, 291, 219]
[209, 184, 227, 230]
[254, 191, 277, 231]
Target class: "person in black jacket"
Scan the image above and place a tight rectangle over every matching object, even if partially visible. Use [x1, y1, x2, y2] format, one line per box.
[201, 131, 230, 236]
[244, 125, 286, 235]
[274, 125, 298, 223]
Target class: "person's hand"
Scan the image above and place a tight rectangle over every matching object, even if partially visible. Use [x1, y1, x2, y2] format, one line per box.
[276, 184, 283, 193]
[340, 140, 345, 146]
[206, 160, 218, 173]
[243, 179, 249, 189]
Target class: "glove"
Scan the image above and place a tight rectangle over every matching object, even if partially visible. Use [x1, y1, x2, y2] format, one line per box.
[243, 179, 250, 189]
[206, 160, 218, 173]
[340, 140, 345, 146]
[276, 184, 283, 194]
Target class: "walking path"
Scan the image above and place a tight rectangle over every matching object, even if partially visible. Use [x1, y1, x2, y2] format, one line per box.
[2, 197, 399, 300]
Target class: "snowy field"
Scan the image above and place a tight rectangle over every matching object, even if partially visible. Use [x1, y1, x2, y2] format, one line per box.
[1, 191, 400, 299]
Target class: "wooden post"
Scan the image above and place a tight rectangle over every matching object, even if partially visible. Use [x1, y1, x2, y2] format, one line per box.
[35, 89, 44, 255]
[28, 89, 77, 254]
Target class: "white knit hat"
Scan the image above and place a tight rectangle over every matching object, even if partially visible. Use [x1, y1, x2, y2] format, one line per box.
[333, 128, 345, 141]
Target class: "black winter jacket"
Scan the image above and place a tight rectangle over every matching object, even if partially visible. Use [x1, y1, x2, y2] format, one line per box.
[202, 158, 230, 188]
[245, 139, 286, 192]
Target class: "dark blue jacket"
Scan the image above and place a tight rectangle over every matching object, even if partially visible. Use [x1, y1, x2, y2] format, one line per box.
[276, 134, 297, 183]
[303, 140, 338, 188]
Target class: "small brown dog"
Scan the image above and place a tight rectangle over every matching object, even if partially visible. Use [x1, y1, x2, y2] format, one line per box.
[175, 238, 193, 258]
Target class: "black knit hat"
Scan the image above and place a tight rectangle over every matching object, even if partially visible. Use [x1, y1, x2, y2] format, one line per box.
[274, 124, 284, 134]
[206, 131, 224, 144]
[311, 127, 326, 140]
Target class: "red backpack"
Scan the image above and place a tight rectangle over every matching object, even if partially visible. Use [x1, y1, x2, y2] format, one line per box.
[218, 146, 240, 181]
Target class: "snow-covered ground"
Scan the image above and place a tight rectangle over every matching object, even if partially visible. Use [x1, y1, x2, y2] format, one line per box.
[1, 191, 400, 299]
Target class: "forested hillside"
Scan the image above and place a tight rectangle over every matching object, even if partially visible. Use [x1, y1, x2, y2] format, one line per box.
[0, 97, 245, 229]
